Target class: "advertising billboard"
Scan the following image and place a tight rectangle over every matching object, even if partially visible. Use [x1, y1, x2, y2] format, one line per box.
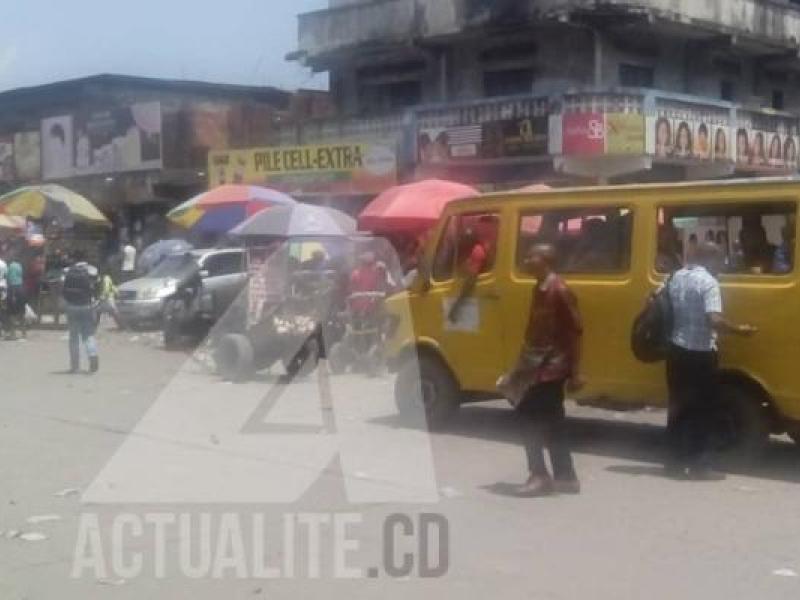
[209, 142, 397, 195]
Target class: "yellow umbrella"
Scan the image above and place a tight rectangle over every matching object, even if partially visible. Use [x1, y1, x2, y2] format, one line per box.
[0, 184, 109, 227]
[0, 214, 24, 230]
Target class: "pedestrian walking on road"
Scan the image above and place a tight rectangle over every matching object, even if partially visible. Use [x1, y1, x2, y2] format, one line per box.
[96, 269, 124, 330]
[6, 253, 26, 340]
[664, 242, 757, 480]
[62, 251, 101, 374]
[500, 243, 585, 497]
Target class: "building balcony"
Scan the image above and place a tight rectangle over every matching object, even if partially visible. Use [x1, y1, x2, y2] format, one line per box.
[295, 0, 800, 67]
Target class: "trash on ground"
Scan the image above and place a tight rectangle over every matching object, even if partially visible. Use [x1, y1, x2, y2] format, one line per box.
[440, 486, 463, 498]
[26, 514, 62, 524]
[19, 532, 48, 542]
[54, 488, 81, 498]
[773, 568, 799, 577]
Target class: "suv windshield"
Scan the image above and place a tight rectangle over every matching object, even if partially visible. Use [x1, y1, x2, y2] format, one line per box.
[147, 253, 200, 278]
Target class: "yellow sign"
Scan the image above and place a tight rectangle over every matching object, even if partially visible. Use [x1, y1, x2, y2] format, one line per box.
[606, 113, 645, 155]
[209, 143, 397, 194]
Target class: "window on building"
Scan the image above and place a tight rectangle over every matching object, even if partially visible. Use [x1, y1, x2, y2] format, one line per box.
[517, 207, 633, 274]
[656, 203, 797, 275]
[483, 68, 535, 98]
[721, 80, 735, 101]
[619, 64, 655, 88]
[772, 90, 785, 110]
[432, 213, 500, 281]
[359, 80, 422, 115]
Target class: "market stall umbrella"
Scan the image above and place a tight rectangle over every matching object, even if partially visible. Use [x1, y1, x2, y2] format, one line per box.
[358, 179, 478, 234]
[137, 239, 194, 274]
[231, 203, 356, 238]
[167, 185, 296, 234]
[0, 214, 25, 231]
[0, 184, 109, 228]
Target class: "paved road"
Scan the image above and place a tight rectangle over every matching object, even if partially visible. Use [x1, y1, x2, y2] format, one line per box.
[1, 327, 799, 599]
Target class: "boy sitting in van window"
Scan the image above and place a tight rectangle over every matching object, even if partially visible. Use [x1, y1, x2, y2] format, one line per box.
[447, 219, 497, 322]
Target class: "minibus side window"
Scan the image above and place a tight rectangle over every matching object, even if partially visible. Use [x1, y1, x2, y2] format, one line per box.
[432, 216, 458, 281]
[657, 202, 796, 275]
[433, 213, 500, 281]
[517, 207, 632, 274]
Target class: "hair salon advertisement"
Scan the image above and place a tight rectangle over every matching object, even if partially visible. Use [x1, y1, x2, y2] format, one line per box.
[646, 99, 799, 171]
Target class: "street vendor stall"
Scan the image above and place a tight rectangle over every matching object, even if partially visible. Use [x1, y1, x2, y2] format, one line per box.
[0, 184, 110, 325]
[212, 203, 364, 381]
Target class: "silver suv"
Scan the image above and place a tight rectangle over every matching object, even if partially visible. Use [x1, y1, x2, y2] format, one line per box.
[117, 248, 246, 329]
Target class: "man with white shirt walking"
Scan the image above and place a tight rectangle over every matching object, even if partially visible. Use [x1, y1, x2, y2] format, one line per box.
[665, 242, 757, 480]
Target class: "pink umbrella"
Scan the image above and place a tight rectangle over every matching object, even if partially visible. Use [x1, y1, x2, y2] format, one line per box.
[358, 179, 478, 234]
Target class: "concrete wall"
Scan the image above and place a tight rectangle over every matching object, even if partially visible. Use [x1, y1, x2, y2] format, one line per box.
[303, 0, 800, 58]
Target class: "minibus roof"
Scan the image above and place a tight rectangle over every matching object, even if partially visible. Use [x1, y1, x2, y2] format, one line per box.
[453, 176, 800, 206]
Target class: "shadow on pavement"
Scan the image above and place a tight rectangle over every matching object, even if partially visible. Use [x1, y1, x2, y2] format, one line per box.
[375, 404, 800, 485]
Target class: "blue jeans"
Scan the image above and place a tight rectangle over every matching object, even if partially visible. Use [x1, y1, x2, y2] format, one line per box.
[66, 304, 98, 370]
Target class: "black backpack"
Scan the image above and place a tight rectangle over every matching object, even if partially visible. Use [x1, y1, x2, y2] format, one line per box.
[62, 265, 95, 306]
[631, 275, 675, 363]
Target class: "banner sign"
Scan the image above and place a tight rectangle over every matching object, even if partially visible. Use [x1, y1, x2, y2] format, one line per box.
[41, 102, 162, 180]
[13, 131, 41, 181]
[735, 109, 799, 171]
[647, 99, 732, 163]
[209, 143, 397, 195]
[0, 135, 13, 181]
[560, 112, 645, 156]
[416, 97, 550, 164]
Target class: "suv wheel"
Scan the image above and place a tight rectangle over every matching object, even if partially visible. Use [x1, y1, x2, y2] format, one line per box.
[214, 333, 254, 382]
[394, 353, 460, 430]
[788, 429, 800, 447]
[163, 301, 181, 350]
[715, 381, 770, 465]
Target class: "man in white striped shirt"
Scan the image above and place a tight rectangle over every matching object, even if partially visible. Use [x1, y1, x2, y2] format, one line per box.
[665, 242, 757, 480]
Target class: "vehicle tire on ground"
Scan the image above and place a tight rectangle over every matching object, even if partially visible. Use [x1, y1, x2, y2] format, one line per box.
[328, 341, 352, 375]
[788, 429, 800, 447]
[394, 352, 460, 430]
[214, 333, 255, 382]
[714, 381, 771, 465]
[163, 319, 181, 350]
[284, 337, 320, 379]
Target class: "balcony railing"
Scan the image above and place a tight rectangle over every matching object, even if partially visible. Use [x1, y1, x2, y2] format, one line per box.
[275, 113, 406, 146]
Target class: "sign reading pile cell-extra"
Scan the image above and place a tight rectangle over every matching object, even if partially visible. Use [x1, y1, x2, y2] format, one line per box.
[209, 143, 397, 195]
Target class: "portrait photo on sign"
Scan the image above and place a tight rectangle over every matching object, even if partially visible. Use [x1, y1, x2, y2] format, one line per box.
[41, 115, 74, 179]
[713, 127, 729, 162]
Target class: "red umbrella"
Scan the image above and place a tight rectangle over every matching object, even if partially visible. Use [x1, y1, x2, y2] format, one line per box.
[358, 179, 478, 234]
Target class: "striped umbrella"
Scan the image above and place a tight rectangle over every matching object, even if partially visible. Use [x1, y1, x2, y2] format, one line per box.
[0, 184, 109, 228]
[168, 185, 296, 233]
[231, 203, 356, 239]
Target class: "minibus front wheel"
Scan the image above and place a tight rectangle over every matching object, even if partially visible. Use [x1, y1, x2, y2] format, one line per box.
[788, 429, 800, 447]
[716, 380, 771, 463]
[394, 351, 460, 430]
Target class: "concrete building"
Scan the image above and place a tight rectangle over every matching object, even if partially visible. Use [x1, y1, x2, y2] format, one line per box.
[0, 74, 290, 245]
[287, 0, 800, 188]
